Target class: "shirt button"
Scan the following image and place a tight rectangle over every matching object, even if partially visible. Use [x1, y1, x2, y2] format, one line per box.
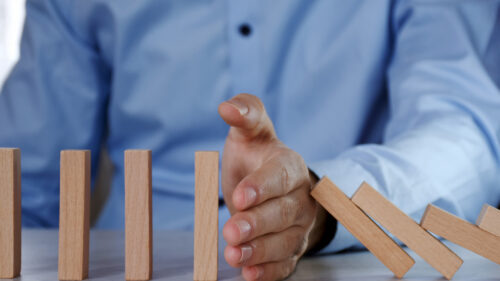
[238, 23, 252, 37]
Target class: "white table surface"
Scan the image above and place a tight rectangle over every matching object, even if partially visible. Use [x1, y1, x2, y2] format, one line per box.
[4, 230, 500, 281]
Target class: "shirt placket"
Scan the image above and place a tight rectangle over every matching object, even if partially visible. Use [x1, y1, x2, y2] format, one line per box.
[227, 0, 262, 97]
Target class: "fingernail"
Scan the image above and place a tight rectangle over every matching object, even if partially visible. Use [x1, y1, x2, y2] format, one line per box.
[239, 245, 253, 263]
[244, 188, 257, 207]
[235, 220, 251, 240]
[227, 99, 249, 115]
[254, 265, 264, 279]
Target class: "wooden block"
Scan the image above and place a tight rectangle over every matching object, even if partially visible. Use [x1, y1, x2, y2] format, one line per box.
[194, 151, 219, 281]
[59, 150, 91, 280]
[351, 182, 462, 279]
[0, 148, 21, 279]
[476, 204, 500, 237]
[421, 204, 500, 265]
[125, 150, 153, 281]
[310, 177, 414, 278]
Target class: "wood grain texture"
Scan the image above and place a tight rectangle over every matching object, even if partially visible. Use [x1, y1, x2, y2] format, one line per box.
[0, 148, 21, 279]
[476, 204, 500, 237]
[421, 204, 500, 265]
[59, 150, 91, 280]
[311, 177, 414, 278]
[194, 151, 219, 281]
[351, 182, 462, 279]
[125, 150, 153, 281]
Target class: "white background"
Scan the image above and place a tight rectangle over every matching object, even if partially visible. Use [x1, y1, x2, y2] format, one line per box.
[0, 0, 25, 90]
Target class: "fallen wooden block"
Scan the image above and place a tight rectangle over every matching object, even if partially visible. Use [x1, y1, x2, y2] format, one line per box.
[194, 151, 219, 281]
[59, 150, 91, 280]
[125, 150, 153, 281]
[0, 148, 21, 279]
[311, 177, 414, 278]
[421, 204, 500, 265]
[351, 182, 462, 279]
[476, 204, 500, 237]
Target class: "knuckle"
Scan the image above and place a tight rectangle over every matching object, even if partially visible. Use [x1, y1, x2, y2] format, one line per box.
[279, 197, 296, 225]
[295, 189, 316, 225]
[286, 193, 309, 226]
[279, 259, 297, 280]
[291, 230, 307, 256]
[289, 151, 310, 186]
[277, 150, 310, 192]
[296, 233, 309, 256]
[281, 228, 307, 259]
[280, 165, 289, 194]
[284, 232, 300, 256]
[295, 197, 307, 221]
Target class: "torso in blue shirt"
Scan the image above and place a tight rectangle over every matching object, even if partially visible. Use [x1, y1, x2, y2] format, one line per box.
[90, 1, 392, 229]
[2, 0, 499, 253]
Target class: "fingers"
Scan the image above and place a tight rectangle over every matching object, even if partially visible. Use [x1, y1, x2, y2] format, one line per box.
[224, 226, 306, 267]
[242, 259, 298, 281]
[223, 187, 314, 246]
[218, 93, 277, 142]
[219, 94, 312, 281]
[231, 150, 310, 211]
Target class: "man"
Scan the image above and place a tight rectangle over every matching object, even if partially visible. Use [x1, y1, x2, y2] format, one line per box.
[1, 1, 499, 280]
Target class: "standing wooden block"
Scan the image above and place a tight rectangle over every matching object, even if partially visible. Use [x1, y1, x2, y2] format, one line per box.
[194, 151, 219, 281]
[476, 204, 500, 237]
[421, 204, 500, 265]
[59, 150, 90, 280]
[125, 150, 153, 281]
[0, 148, 21, 279]
[310, 177, 414, 278]
[351, 182, 462, 279]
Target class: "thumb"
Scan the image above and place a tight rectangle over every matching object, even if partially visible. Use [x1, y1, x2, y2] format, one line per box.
[218, 93, 277, 142]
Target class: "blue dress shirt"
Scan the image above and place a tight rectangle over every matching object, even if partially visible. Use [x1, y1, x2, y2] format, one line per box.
[1, 0, 500, 253]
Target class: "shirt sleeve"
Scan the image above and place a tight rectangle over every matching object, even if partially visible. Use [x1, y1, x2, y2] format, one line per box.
[310, 0, 500, 253]
[0, 0, 110, 227]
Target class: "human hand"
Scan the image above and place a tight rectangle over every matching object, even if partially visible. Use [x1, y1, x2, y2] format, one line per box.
[218, 93, 329, 281]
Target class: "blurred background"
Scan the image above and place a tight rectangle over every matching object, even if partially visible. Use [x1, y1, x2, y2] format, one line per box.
[0, 0, 25, 90]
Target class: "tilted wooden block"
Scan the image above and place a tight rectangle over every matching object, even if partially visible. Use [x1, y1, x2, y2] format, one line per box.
[125, 150, 153, 281]
[476, 204, 500, 237]
[351, 182, 462, 279]
[194, 151, 219, 281]
[59, 150, 90, 280]
[311, 177, 414, 278]
[0, 148, 21, 279]
[421, 204, 500, 265]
